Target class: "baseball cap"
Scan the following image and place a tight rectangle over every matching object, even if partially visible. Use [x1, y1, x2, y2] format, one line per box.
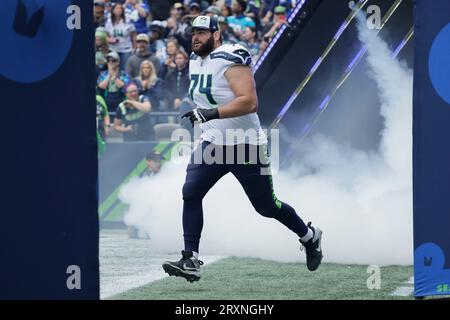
[95, 30, 107, 40]
[174, 2, 184, 9]
[150, 20, 165, 29]
[146, 150, 163, 162]
[274, 5, 286, 14]
[94, 0, 105, 7]
[136, 33, 149, 42]
[95, 27, 108, 40]
[106, 51, 120, 61]
[189, 1, 200, 9]
[191, 15, 220, 32]
[204, 6, 221, 15]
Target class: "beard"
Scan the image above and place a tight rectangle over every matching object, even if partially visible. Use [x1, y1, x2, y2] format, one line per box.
[192, 34, 215, 57]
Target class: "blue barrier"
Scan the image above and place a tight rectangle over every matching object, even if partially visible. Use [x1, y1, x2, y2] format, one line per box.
[413, 0, 450, 298]
[0, 0, 99, 299]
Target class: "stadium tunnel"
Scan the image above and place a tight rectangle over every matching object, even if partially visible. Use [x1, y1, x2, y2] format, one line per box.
[254, 0, 413, 161]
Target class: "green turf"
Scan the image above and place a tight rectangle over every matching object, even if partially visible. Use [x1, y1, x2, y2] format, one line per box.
[110, 257, 413, 300]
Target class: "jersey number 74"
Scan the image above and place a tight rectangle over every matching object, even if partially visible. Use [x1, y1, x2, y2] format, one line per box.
[190, 74, 218, 105]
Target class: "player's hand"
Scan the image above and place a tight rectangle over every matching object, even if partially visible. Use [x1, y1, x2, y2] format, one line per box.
[181, 108, 219, 127]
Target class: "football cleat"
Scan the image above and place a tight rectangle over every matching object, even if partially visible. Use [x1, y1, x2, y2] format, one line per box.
[162, 250, 204, 282]
[300, 222, 323, 271]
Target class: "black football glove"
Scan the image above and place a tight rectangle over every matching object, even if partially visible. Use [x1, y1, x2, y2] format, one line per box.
[181, 108, 220, 127]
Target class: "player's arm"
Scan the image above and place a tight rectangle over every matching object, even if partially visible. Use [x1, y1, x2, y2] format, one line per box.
[218, 65, 258, 118]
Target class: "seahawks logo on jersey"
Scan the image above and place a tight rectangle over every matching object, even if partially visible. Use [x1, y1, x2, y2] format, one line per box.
[210, 47, 252, 66]
[232, 48, 252, 65]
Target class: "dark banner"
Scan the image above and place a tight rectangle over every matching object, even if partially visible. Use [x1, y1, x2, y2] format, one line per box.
[0, 1, 98, 298]
[413, 0, 450, 297]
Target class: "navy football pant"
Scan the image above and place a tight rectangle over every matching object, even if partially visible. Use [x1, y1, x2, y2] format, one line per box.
[182, 142, 309, 253]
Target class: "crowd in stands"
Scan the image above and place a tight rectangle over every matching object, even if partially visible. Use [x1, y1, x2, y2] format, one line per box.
[95, 0, 295, 143]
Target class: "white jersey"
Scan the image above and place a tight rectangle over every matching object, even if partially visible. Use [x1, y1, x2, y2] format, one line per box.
[189, 43, 267, 145]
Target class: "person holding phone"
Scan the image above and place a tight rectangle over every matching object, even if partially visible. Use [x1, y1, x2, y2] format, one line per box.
[105, 2, 137, 70]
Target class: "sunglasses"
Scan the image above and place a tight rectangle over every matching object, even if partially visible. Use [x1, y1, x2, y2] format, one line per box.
[107, 58, 118, 63]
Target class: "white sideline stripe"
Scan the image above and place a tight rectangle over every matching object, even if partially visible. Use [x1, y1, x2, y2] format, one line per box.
[102, 256, 224, 299]
[391, 277, 414, 297]
[100, 230, 226, 299]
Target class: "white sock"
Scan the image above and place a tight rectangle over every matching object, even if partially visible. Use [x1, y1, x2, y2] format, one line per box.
[192, 251, 199, 259]
[300, 228, 313, 243]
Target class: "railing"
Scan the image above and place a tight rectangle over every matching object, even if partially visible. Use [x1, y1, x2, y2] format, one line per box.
[108, 111, 180, 117]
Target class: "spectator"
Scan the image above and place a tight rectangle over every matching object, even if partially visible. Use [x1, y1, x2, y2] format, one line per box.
[105, 2, 136, 70]
[203, 5, 221, 17]
[218, 15, 239, 44]
[126, 33, 161, 78]
[246, 0, 263, 32]
[97, 51, 131, 112]
[96, 93, 109, 157]
[113, 83, 153, 141]
[261, 0, 276, 25]
[277, 0, 295, 17]
[227, 0, 256, 39]
[134, 60, 164, 111]
[149, 20, 169, 64]
[262, 0, 292, 25]
[273, 5, 287, 23]
[167, 5, 194, 53]
[143, 150, 163, 176]
[94, 0, 107, 28]
[166, 2, 186, 38]
[255, 36, 269, 61]
[95, 28, 110, 78]
[188, 1, 202, 17]
[95, 28, 110, 54]
[103, 0, 112, 18]
[247, 0, 262, 18]
[221, 4, 232, 17]
[124, 0, 151, 34]
[263, 5, 287, 42]
[159, 38, 181, 79]
[96, 94, 111, 141]
[240, 26, 260, 60]
[164, 51, 190, 111]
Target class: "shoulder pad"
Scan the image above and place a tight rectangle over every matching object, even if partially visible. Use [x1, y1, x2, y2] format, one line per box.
[210, 44, 252, 66]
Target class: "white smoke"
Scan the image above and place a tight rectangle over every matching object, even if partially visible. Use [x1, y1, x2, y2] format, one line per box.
[119, 11, 413, 266]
